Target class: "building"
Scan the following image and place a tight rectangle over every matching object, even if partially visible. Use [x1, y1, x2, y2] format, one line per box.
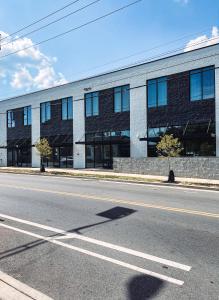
[0, 43, 219, 169]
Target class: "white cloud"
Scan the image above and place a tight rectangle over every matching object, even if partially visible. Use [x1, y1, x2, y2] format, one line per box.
[184, 26, 219, 52]
[0, 30, 68, 92]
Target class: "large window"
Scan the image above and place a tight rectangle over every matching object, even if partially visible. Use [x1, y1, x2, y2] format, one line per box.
[7, 111, 15, 128]
[147, 77, 167, 108]
[114, 85, 130, 112]
[41, 102, 51, 123]
[23, 106, 31, 126]
[62, 97, 73, 120]
[85, 130, 130, 168]
[190, 67, 215, 101]
[147, 123, 216, 157]
[85, 92, 99, 117]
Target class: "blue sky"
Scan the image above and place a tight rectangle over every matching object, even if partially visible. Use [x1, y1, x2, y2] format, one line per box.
[0, 0, 219, 99]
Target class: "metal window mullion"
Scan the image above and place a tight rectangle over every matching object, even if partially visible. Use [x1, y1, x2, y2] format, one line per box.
[121, 88, 124, 112]
[91, 94, 93, 116]
[201, 69, 203, 100]
[67, 98, 69, 120]
[66, 99, 68, 120]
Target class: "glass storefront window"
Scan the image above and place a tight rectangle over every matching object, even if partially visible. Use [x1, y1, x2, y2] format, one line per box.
[85, 130, 130, 168]
[7, 146, 31, 167]
[147, 123, 216, 157]
[44, 145, 73, 168]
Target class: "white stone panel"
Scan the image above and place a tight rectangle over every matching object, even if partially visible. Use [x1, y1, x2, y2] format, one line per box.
[73, 92, 85, 168]
[0, 112, 7, 166]
[31, 106, 41, 168]
[215, 66, 219, 157]
[130, 78, 147, 158]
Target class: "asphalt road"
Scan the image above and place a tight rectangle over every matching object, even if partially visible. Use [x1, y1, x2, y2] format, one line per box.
[0, 173, 218, 300]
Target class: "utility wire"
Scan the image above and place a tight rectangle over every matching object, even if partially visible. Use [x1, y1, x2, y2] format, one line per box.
[1, 0, 101, 48]
[0, 0, 143, 60]
[98, 36, 219, 75]
[0, 52, 218, 103]
[71, 25, 218, 77]
[0, 0, 83, 43]
[0, 59, 218, 112]
[0, 18, 218, 102]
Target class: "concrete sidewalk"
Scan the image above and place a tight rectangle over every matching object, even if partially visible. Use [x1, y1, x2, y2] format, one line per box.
[0, 271, 52, 300]
[0, 167, 219, 187]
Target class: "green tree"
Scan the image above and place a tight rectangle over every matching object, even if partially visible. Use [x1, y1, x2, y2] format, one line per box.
[156, 134, 183, 182]
[156, 134, 183, 158]
[35, 138, 52, 172]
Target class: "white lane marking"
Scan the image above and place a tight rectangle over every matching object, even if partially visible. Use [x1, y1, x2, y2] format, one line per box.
[0, 270, 53, 300]
[0, 213, 191, 272]
[0, 223, 184, 286]
[54, 234, 191, 271]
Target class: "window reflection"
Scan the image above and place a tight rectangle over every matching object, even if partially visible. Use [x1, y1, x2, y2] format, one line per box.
[190, 67, 215, 101]
[148, 123, 216, 157]
[148, 77, 167, 108]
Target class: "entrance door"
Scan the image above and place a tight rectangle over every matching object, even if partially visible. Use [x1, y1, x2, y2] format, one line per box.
[94, 145, 103, 168]
[7, 147, 32, 167]
[103, 144, 112, 168]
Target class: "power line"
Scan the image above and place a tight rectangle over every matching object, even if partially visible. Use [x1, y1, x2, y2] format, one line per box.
[99, 36, 219, 75]
[0, 0, 83, 43]
[71, 25, 218, 77]
[0, 50, 218, 102]
[0, 60, 218, 112]
[0, 20, 218, 101]
[0, 0, 143, 60]
[0, 36, 218, 102]
[1, 0, 102, 49]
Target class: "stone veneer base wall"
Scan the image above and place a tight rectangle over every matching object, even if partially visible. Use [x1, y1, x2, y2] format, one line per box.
[113, 157, 219, 180]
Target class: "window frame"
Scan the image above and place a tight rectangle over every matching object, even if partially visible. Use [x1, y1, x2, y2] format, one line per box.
[85, 92, 99, 117]
[7, 110, 15, 128]
[114, 85, 130, 113]
[147, 76, 167, 108]
[190, 66, 215, 102]
[23, 106, 32, 126]
[40, 101, 51, 124]
[62, 97, 73, 120]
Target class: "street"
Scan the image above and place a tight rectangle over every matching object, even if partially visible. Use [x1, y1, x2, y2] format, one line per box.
[0, 173, 218, 300]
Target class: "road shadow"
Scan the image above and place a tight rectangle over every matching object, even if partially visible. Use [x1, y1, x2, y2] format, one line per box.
[68, 206, 137, 234]
[127, 275, 164, 300]
[0, 206, 136, 259]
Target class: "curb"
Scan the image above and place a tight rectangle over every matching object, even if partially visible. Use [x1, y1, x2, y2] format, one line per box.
[0, 270, 53, 300]
[0, 169, 219, 191]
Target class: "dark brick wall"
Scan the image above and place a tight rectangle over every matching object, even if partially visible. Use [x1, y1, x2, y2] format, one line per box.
[40, 99, 73, 145]
[7, 107, 31, 143]
[85, 88, 130, 133]
[147, 71, 215, 128]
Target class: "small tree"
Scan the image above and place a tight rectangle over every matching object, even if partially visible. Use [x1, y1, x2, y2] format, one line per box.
[156, 134, 183, 182]
[35, 138, 52, 172]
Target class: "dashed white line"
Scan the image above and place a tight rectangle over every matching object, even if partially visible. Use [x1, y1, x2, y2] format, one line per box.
[0, 223, 184, 286]
[0, 213, 191, 271]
